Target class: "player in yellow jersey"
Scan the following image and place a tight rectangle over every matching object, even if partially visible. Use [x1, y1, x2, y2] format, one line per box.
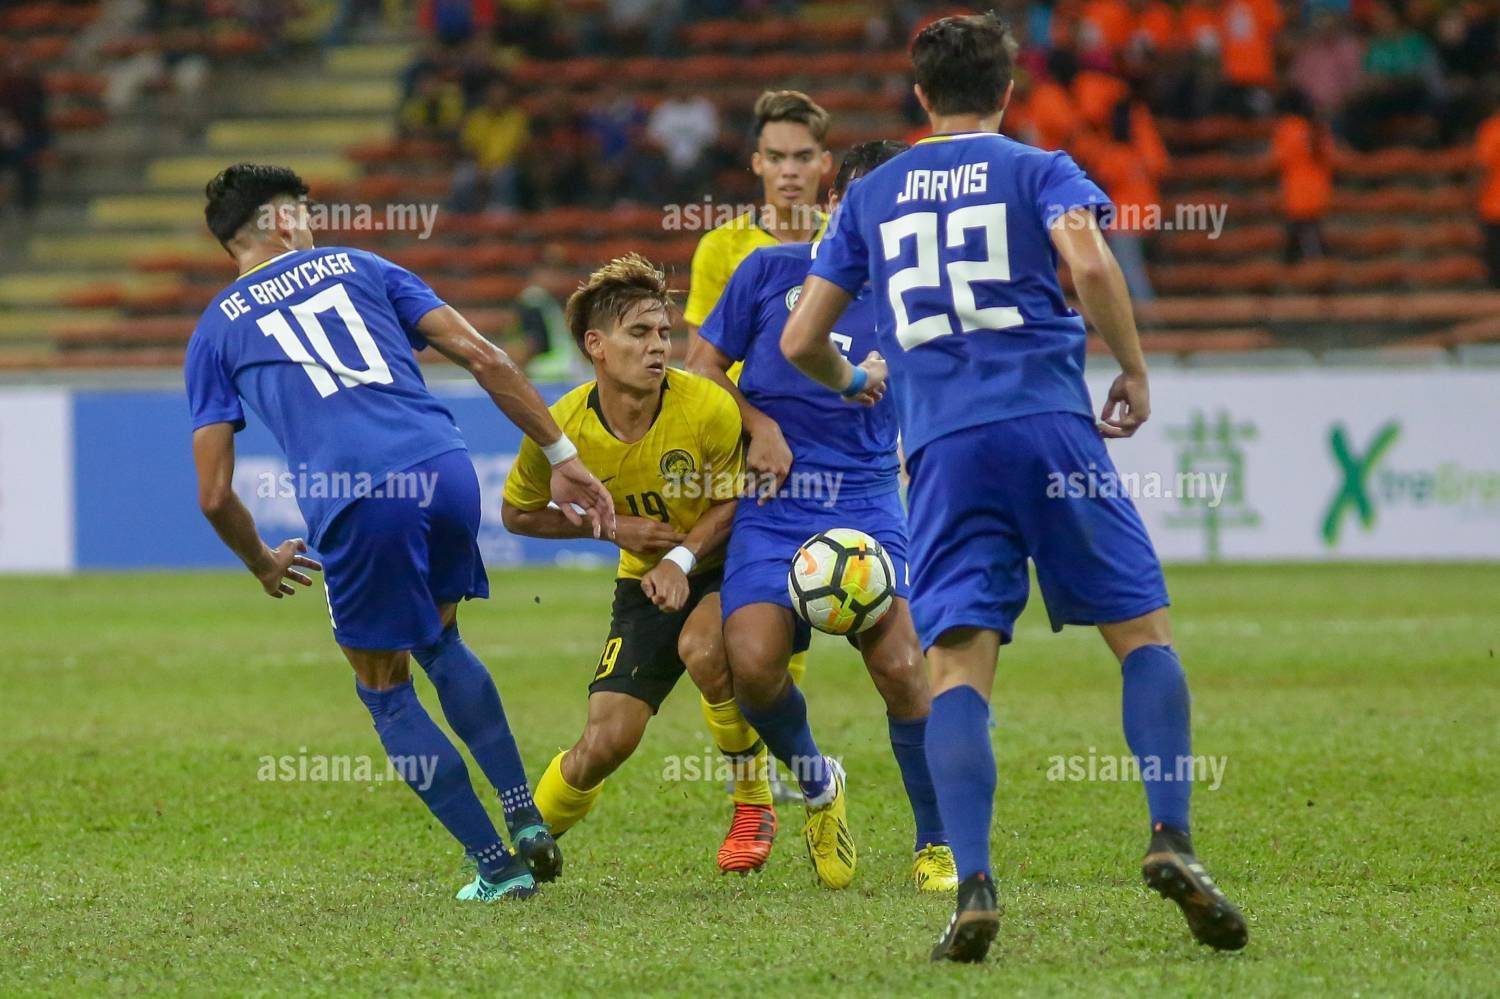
[682, 90, 832, 794]
[502, 254, 780, 874]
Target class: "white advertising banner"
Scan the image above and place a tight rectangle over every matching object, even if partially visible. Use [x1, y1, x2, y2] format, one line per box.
[0, 390, 73, 572]
[1082, 370, 1500, 561]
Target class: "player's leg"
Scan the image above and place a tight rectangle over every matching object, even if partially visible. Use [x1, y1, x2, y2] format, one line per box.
[677, 589, 777, 873]
[406, 451, 558, 879]
[344, 645, 535, 902]
[1017, 412, 1246, 950]
[535, 576, 686, 839]
[903, 425, 1033, 962]
[534, 691, 652, 836]
[855, 598, 954, 892]
[726, 602, 853, 889]
[319, 480, 533, 902]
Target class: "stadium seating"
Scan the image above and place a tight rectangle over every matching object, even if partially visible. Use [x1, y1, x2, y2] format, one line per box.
[3, 7, 1500, 372]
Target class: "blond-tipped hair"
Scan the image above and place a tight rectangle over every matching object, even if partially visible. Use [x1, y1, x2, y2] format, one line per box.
[564, 253, 674, 356]
[753, 89, 831, 144]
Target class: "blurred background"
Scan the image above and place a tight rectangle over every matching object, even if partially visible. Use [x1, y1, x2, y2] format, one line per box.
[0, 0, 1496, 574]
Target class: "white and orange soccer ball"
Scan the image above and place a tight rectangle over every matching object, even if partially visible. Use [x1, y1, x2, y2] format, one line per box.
[787, 528, 895, 636]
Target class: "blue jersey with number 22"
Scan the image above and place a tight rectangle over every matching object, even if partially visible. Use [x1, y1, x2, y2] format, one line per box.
[809, 132, 1113, 457]
[184, 247, 466, 545]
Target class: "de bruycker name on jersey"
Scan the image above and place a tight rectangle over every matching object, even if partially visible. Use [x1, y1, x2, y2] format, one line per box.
[219, 252, 359, 321]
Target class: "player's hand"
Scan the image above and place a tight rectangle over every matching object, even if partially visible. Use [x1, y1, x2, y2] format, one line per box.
[255, 538, 322, 599]
[746, 421, 793, 506]
[1099, 371, 1150, 438]
[640, 559, 689, 612]
[551, 457, 618, 539]
[613, 516, 686, 555]
[845, 352, 889, 407]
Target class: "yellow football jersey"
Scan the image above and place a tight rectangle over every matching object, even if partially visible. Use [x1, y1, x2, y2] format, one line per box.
[683, 208, 828, 328]
[503, 368, 745, 580]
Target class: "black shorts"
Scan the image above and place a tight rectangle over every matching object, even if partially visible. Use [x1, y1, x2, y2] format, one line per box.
[589, 568, 724, 712]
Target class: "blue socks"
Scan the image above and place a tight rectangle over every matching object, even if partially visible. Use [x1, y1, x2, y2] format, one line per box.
[1121, 644, 1192, 833]
[887, 715, 947, 851]
[414, 624, 536, 826]
[355, 678, 510, 880]
[737, 682, 829, 800]
[926, 685, 995, 881]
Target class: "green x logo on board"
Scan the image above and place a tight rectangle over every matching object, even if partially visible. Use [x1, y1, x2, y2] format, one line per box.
[1322, 421, 1401, 546]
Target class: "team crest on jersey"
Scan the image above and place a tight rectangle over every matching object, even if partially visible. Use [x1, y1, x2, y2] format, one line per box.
[660, 448, 695, 481]
[785, 285, 802, 311]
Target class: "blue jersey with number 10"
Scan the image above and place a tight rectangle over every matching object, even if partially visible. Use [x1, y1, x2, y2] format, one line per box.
[809, 132, 1113, 457]
[184, 246, 466, 545]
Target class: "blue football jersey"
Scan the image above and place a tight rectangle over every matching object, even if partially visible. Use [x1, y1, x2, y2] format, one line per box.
[699, 241, 899, 499]
[809, 132, 1112, 457]
[185, 247, 467, 544]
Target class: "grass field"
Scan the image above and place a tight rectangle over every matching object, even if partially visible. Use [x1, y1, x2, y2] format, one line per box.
[3, 564, 1497, 996]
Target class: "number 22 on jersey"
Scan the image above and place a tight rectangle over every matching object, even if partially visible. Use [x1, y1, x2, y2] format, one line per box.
[878, 202, 1022, 351]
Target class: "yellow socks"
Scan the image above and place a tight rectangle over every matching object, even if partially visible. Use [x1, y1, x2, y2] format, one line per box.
[700, 695, 773, 807]
[788, 650, 808, 687]
[534, 750, 603, 835]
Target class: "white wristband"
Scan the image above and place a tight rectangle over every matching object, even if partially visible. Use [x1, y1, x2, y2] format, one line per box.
[661, 545, 697, 575]
[541, 434, 578, 466]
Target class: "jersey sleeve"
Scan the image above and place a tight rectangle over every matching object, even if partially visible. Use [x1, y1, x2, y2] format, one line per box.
[370, 252, 447, 349]
[699, 382, 745, 501]
[683, 229, 729, 328]
[695, 250, 763, 362]
[807, 187, 868, 296]
[184, 332, 245, 432]
[502, 434, 553, 511]
[1037, 150, 1115, 229]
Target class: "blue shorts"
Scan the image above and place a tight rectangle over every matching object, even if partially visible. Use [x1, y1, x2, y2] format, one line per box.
[722, 489, 911, 642]
[317, 448, 490, 650]
[905, 412, 1168, 651]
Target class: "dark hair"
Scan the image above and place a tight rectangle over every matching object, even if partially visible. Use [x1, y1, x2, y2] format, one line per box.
[833, 140, 910, 195]
[911, 13, 1017, 117]
[564, 253, 674, 357]
[753, 89, 831, 144]
[204, 163, 309, 247]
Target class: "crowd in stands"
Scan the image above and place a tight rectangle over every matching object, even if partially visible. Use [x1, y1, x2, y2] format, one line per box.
[0, 48, 49, 214]
[396, 0, 1500, 290]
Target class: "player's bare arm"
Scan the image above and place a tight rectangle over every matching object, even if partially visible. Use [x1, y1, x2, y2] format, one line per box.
[686, 335, 792, 502]
[640, 497, 736, 612]
[1050, 208, 1151, 438]
[419, 304, 616, 537]
[781, 275, 888, 405]
[503, 500, 685, 554]
[192, 421, 321, 598]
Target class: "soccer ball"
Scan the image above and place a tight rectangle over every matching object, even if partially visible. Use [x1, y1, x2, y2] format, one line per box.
[787, 528, 895, 636]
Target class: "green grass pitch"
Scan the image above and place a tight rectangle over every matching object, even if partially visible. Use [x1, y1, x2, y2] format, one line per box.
[3, 564, 1496, 996]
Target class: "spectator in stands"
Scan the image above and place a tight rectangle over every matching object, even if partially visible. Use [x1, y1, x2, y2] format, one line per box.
[1476, 92, 1500, 287]
[1076, 88, 1169, 300]
[1289, 11, 1365, 129]
[455, 34, 503, 106]
[518, 104, 589, 209]
[399, 69, 466, 144]
[0, 50, 49, 215]
[418, 0, 497, 46]
[1271, 89, 1335, 264]
[451, 78, 530, 212]
[1218, 0, 1281, 115]
[647, 93, 719, 192]
[1345, 3, 1445, 149]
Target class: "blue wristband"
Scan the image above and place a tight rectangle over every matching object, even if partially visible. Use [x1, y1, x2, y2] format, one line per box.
[841, 365, 868, 398]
